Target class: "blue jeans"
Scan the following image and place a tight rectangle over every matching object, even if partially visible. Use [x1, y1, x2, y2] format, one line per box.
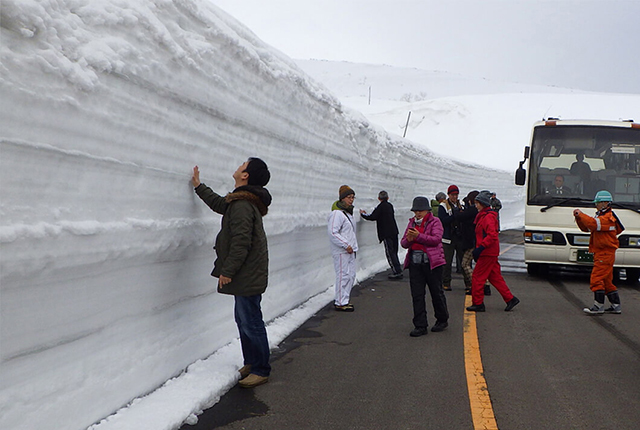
[234, 295, 271, 377]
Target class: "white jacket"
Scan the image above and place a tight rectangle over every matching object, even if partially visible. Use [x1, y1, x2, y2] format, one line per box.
[328, 209, 359, 255]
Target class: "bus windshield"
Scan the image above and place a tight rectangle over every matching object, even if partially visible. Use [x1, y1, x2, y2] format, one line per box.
[528, 125, 640, 209]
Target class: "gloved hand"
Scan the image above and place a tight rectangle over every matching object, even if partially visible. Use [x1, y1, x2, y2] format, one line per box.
[472, 246, 485, 262]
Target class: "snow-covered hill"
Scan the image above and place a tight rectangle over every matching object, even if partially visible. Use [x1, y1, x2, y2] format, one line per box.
[296, 60, 640, 171]
[0, 2, 520, 430]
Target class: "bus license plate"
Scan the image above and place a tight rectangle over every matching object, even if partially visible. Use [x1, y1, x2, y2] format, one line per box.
[577, 249, 594, 263]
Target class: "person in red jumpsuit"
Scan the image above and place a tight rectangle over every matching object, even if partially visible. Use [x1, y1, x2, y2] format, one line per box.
[573, 190, 625, 315]
[466, 190, 520, 312]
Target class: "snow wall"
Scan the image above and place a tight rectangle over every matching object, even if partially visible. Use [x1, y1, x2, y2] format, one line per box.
[0, 1, 522, 429]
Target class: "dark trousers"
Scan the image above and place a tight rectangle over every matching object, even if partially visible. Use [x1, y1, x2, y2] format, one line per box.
[382, 236, 403, 275]
[409, 263, 448, 329]
[443, 238, 464, 287]
[234, 295, 271, 377]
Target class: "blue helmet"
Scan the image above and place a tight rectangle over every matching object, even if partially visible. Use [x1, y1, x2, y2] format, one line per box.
[593, 190, 613, 203]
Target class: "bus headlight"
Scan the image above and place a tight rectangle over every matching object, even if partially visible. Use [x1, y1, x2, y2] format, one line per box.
[524, 231, 567, 245]
[566, 234, 590, 246]
[619, 235, 640, 248]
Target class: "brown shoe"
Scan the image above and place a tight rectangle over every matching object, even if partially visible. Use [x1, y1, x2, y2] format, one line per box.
[239, 373, 269, 388]
[239, 365, 252, 379]
[334, 304, 355, 312]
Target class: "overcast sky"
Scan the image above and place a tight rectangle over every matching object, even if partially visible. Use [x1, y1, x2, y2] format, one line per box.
[210, 0, 640, 94]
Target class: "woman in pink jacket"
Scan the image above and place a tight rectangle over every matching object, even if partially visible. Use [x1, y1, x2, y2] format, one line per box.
[401, 196, 449, 337]
[466, 190, 520, 312]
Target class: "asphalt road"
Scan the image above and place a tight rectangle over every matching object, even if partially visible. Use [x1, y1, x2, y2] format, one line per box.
[181, 230, 640, 430]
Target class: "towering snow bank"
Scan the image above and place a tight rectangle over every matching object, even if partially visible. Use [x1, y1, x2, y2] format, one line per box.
[0, 1, 520, 429]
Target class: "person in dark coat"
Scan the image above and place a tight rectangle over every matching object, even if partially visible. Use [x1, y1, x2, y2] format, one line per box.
[438, 185, 463, 290]
[192, 158, 272, 388]
[456, 190, 479, 294]
[360, 190, 403, 279]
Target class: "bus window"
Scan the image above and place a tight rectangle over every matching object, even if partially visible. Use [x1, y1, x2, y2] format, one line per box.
[528, 125, 640, 207]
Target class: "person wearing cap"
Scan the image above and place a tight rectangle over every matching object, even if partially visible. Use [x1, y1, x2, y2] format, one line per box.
[438, 185, 463, 291]
[490, 192, 502, 231]
[456, 190, 480, 294]
[192, 158, 272, 388]
[328, 185, 359, 312]
[401, 196, 449, 336]
[466, 190, 520, 313]
[574, 190, 625, 315]
[360, 191, 403, 279]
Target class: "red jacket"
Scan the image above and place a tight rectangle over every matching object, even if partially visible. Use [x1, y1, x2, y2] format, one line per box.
[474, 207, 500, 257]
[575, 208, 623, 252]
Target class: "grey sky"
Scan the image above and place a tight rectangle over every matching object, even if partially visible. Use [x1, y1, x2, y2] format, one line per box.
[210, 0, 640, 94]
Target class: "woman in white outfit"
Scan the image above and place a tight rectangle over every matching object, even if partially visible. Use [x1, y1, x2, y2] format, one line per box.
[328, 185, 359, 312]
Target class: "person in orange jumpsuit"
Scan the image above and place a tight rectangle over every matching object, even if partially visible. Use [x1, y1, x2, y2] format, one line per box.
[573, 190, 625, 315]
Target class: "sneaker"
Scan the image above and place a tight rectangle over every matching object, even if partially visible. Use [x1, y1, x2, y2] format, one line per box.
[604, 304, 622, 314]
[334, 304, 355, 312]
[239, 365, 252, 379]
[466, 304, 485, 312]
[388, 273, 404, 280]
[431, 321, 448, 332]
[583, 304, 605, 315]
[410, 327, 428, 337]
[443, 285, 452, 291]
[504, 297, 520, 312]
[239, 374, 269, 388]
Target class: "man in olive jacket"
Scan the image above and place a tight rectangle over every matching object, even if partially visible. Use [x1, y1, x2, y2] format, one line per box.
[192, 158, 272, 388]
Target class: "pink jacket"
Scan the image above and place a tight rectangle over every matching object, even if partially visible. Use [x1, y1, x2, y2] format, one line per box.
[400, 213, 446, 270]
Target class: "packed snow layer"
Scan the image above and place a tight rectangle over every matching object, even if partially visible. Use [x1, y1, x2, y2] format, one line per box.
[0, 1, 521, 429]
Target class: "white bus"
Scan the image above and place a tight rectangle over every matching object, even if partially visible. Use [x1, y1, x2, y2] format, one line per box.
[515, 119, 640, 282]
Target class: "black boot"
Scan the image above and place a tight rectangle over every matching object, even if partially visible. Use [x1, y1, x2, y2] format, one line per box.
[605, 291, 622, 314]
[466, 303, 485, 312]
[504, 296, 520, 311]
[583, 290, 605, 315]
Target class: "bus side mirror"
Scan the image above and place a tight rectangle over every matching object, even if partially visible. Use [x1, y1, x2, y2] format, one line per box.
[515, 161, 526, 185]
[515, 146, 529, 185]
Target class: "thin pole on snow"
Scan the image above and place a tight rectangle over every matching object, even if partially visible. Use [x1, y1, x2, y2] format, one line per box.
[368, 86, 371, 105]
[403, 111, 412, 138]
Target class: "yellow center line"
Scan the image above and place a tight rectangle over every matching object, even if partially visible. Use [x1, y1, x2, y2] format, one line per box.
[464, 294, 499, 430]
[500, 240, 524, 256]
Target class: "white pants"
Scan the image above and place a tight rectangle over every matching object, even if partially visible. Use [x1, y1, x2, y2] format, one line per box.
[333, 252, 356, 306]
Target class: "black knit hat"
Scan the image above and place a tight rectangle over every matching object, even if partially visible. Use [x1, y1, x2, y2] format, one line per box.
[475, 190, 492, 207]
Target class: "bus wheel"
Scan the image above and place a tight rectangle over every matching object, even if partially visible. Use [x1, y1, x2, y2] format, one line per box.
[527, 263, 548, 277]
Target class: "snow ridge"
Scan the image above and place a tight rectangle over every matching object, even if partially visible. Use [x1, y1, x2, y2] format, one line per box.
[0, 2, 520, 430]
